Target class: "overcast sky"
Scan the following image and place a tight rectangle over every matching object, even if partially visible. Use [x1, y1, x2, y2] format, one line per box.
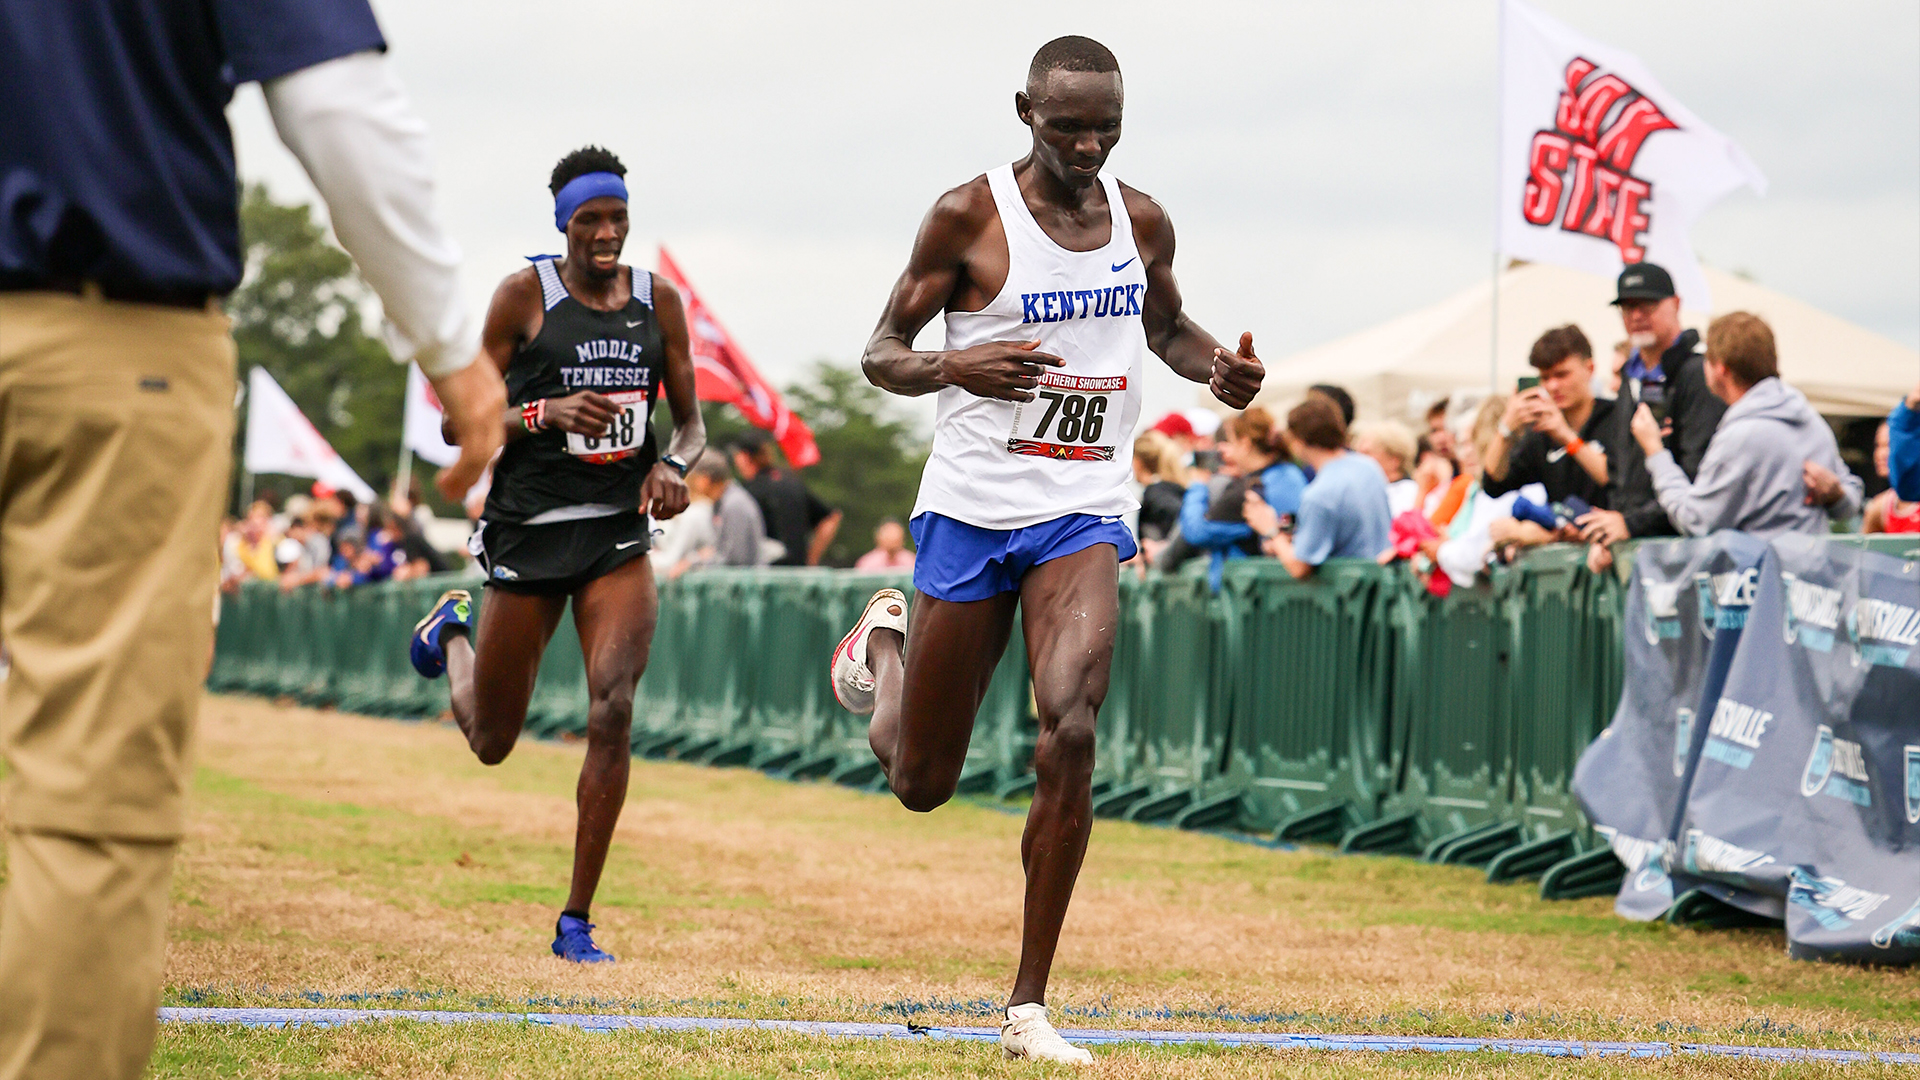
[230, 0, 1919, 428]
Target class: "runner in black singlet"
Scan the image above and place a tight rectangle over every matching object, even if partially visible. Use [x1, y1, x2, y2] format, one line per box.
[407, 146, 704, 963]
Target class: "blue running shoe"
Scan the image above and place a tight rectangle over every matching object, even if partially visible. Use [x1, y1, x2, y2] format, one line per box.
[552, 915, 615, 963]
[409, 589, 473, 679]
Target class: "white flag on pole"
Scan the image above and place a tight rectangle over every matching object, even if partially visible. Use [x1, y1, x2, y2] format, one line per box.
[402, 362, 461, 468]
[1496, 0, 1766, 310]
[243, 366, 377, 503]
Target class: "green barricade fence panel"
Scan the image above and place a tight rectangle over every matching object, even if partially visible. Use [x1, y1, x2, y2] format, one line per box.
[1099, 573, 1224, 821]
[1506, 545, 1600, 846]
[1222, 559, 1395, 837]
[741, 571, 844, 768]
[1372, 572, 1514, 855]
[226, 539, 1920, 868]
[634, 574, 692, 745]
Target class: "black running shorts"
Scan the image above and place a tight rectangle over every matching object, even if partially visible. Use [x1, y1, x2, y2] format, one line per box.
[469, 513, 650, 596]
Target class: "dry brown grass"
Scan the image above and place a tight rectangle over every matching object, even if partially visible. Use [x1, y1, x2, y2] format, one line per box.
[128, 695, 1917, 1053]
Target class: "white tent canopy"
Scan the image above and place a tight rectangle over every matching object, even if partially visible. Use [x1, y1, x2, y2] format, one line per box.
[1253, 262, 1917, 422]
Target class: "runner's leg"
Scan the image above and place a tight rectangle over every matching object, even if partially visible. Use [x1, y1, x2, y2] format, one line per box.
[446, 590, 566, 765]
[1009, 543, 1117, 1007]
[562, 555, 658, 913]
[867, 592, 1018, 812]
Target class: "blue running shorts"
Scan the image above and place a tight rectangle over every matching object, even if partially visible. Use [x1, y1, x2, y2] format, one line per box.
[909, 512, 1138, 603]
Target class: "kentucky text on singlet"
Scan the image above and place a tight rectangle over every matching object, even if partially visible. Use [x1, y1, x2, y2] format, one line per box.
[911, 164, 1147, 531]
[484, 258, 664, 525]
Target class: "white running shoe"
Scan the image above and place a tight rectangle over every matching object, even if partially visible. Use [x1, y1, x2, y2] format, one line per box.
[1000, 1003, 1093, 1065]
[830, 588, 908, 715]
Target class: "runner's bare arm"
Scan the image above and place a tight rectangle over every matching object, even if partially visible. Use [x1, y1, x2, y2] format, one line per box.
[444, 268, 616, 445]
[1127, 188, 1264, 409]
[643, 275, 699, 520]
[862, 181, 1064, 402]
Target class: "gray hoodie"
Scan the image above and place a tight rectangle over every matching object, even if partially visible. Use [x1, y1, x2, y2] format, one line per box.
[1647, 376, 1862, 539]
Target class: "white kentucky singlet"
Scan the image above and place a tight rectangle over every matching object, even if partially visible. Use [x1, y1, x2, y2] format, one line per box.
[911, 164, 1147, 531]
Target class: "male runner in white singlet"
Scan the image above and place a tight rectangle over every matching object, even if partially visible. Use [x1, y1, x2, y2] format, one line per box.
[833, 36, 1264, 1064]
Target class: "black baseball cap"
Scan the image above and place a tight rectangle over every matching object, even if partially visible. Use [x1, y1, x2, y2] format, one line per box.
[1611, 263, 1675, 305]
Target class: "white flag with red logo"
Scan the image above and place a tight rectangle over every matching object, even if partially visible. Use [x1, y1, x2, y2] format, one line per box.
[657, 246, 820, 468]
[1496, 0, 1766, 310]
[402, 361, 461, 468]
[242, 366, 377, 502]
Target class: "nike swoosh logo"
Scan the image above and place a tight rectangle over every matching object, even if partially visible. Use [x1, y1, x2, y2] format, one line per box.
[1111, 258, 1136, 273]
[614, 540, 643, 550]
[626, 320, 643, 328]
[1546, 449, 1567, 463]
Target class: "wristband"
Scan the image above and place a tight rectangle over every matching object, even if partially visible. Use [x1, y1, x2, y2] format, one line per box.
[1563, 436, 1586, 456]
[520, 399, 548, 433]
[1497, 424, 1514, 439]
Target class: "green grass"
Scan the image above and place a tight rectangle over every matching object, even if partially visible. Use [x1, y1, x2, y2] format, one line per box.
[7, 699, 1919, 1077]
[148, 1022, 1917, 1079]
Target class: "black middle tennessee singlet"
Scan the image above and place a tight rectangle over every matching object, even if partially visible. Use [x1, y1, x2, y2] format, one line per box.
[484, 257, 664, 524]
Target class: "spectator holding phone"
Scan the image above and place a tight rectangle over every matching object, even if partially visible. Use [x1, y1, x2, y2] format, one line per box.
[1579, 264, 1728, 550]
[1631, 312, 1859, 540]
[1179, 406, 1306, 589]
[1483, 325, 1615, 510]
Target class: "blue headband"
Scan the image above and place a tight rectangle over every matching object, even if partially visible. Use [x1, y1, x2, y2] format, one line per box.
[553, 172, 628, 232]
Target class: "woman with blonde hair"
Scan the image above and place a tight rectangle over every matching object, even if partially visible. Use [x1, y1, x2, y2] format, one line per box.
[1132, 430, 1187, 549]
[1350, 419, 1419, 515]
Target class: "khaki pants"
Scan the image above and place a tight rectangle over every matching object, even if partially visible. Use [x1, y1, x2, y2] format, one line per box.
[0, 293, 235, 1080]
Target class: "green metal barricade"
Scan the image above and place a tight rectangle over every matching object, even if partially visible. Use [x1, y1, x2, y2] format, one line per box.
[1092, 573, 1226, 822]
[1222, 559, 1397, 840]
[1352, 572, 1514, 857]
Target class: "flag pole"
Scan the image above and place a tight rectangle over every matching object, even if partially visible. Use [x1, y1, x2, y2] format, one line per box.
[1489, 0, 1506, 393]
[394, 444, 413, 504]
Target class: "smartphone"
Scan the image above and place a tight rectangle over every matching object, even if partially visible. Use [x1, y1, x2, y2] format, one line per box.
[1516, 375, 1541, 392]
[1640, 382, 1669, 424]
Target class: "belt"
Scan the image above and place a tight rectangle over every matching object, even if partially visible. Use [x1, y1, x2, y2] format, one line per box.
[0, 274, 220, 311]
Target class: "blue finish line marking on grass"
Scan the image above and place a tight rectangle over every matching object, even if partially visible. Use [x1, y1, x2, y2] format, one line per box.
[157, 1008, 1920, 1063]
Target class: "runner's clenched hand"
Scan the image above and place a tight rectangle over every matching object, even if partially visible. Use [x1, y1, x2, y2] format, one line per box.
[545, 391, 620, 437]
[939, 340, 1065, 402]
[641, 463, 691, 520]
[1209, 332, 1263, 409]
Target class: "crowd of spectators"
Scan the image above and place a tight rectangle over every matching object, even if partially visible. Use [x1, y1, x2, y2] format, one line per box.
[650, 436, 859, 577]
[231, 273, 1918, 597]
[218, 483, 448, 593]
[1125, 260, 1905, 592]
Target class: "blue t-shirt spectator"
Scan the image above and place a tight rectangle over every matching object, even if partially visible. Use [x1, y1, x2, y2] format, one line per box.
[1891, 398, 1920, 503]
[1180, 462, 1307, 590]
[1291, 452, 1393, 567]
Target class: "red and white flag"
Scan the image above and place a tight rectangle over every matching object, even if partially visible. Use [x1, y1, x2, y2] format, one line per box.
[402, 361, 461, 468]
[657, 246, 820, 468]
[1496, 0, 1766, 309]
[242, 366, 377, 502]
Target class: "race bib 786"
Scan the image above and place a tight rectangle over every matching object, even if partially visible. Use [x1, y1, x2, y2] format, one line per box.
[1006, 373, 1124, 462]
